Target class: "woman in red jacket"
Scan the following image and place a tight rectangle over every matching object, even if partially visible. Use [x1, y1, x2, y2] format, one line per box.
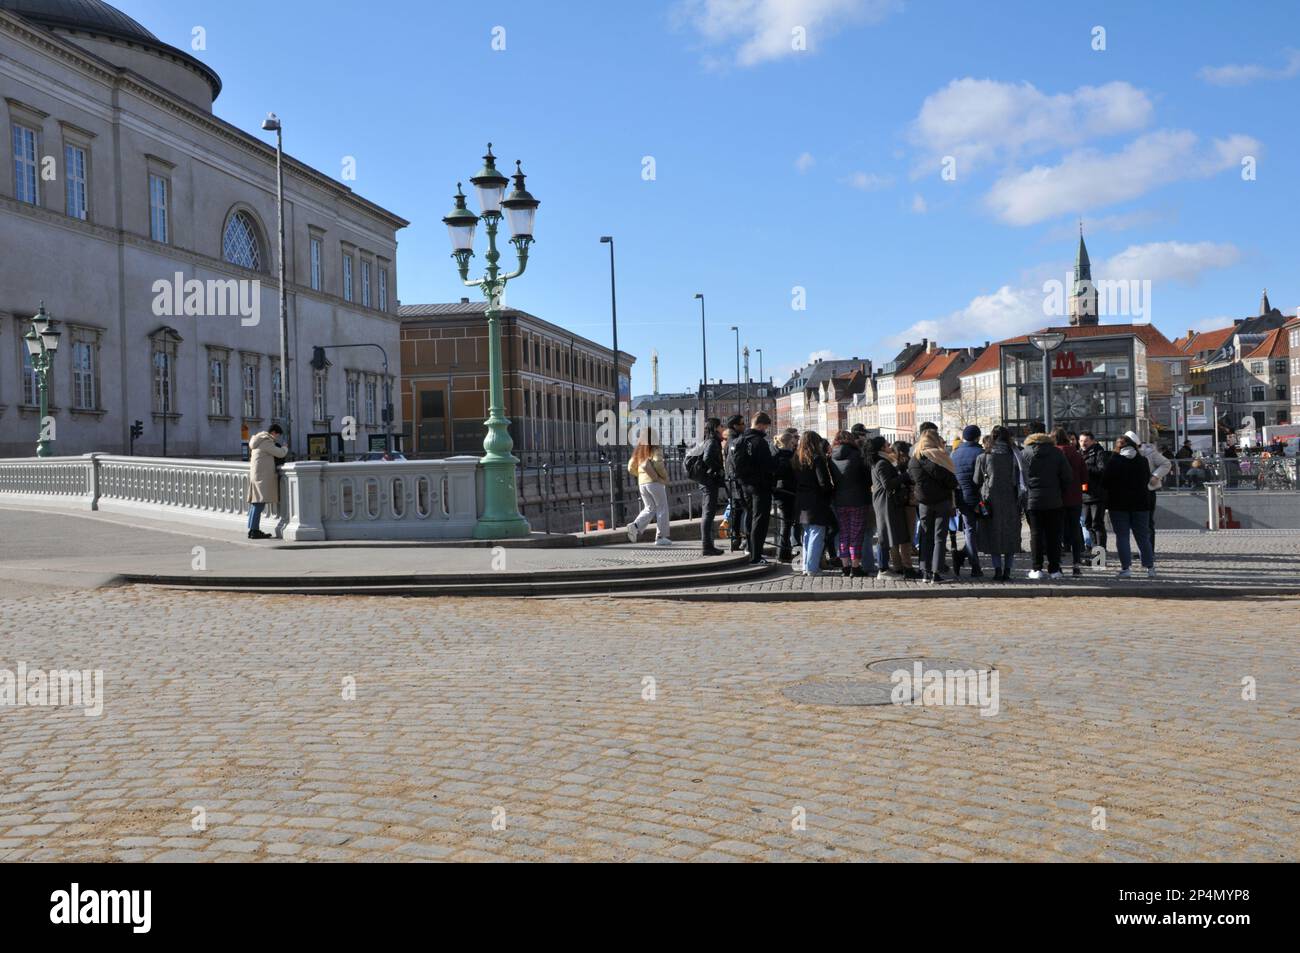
[1054, 428, 1088, 575]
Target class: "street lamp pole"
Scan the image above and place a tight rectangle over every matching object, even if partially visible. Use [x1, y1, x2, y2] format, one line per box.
[1028, 331, 1066, 433]
[24, 303, 60, 457]
[442, 144, 539, 539]
[694, 293, 708, 423]
[730, 325, 740, 420]
[600, 236, 624, 525]
[262, 113, 291, 456]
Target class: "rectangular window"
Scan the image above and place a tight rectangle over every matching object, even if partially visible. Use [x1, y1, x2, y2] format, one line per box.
[64, 144, 87, 220]
[242, 361, 258, 418]
[270, 362, 283, 420]
[342, 254, 354, 301]
[361, 260, 372, 307]
[12, 124, 38, 205]
[378, 268, 388, 311]
[1275, 359, 1287, 376]
[71, 340, 96, 409]
[347, 375, 359, 421]
[1252, 386, 1265, 402]
[1251, 361, 1265, 375]
[209, 356, 227, 416]
[149, 174, 168, 243]
[313, 369, 327, 421]
[21, 347, 38, 405]
[365, 378, 377, 425]
[310, 238, 322, 291]
[153, 349, 172, 413]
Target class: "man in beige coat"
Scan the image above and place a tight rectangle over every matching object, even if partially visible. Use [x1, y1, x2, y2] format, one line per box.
[246, 424, 288, 539]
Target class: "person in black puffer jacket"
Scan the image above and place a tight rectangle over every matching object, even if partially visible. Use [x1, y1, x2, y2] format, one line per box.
[1020, 427, 1072, 578]
[1103, 434, 1155, 576]
[1079, 431, 1109, 550]
[829, 430, 875, 577]
[771, 429, 799, 563]
[906, 430, 959, 583]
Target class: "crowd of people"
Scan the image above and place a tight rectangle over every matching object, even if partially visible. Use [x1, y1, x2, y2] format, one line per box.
[626, 414, 1176, 582]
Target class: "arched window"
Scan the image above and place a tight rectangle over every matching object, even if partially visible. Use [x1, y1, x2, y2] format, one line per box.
[222, 210, 264, 271]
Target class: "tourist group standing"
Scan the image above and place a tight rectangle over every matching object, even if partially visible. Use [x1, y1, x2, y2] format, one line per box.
[653, 415, 1173, 583]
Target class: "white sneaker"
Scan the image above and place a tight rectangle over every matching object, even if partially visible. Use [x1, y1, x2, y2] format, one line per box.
[1117, 569, 1132, 578]
[1145, 567, 1157, 578]
[654, 538, 673, 547]
[1027, 570, 1044, 580]
[626, 523, 639, 543]
[1048, 571, 1063, 580]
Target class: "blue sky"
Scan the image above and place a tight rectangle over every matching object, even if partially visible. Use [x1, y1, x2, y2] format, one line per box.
[120, 0, 1299, 393]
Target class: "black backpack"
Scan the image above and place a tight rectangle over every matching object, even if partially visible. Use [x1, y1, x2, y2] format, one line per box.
[684, 444, 707, 481]
[730, 433, 757, 484]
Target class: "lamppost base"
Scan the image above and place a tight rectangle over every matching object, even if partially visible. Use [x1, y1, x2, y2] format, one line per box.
[472, 515, 532, 540]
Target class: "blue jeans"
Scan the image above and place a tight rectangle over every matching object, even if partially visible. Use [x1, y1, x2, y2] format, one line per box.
[801, 524, 827, 574]
[957, 502, 982, 572]
[990, 553, 1016, 573]
[1109, 510, 1154, 570]
[247, 502, 267, 533]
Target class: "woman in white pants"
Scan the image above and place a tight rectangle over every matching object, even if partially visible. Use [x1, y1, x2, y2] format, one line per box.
[626, 432, 672, 545]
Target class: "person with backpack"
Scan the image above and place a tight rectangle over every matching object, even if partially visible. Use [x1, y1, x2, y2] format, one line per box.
[732, 412, 777, 565]
[908, 429, 959, 584]
[972, 425, 1023, 581]
[625, 428, 672, 546]
[1054, 427, 1088, 575]
[684, 417, 726, 556]
[792, 430, 834, 575]
[829, 430, 875, 577]
[722, 415, 748, 553]
[1020, 424, 1073, 579]
[771, 429, 799, 563]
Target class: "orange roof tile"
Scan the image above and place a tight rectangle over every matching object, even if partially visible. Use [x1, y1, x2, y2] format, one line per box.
[1181, 326, 1235, 356]
[915, 351, 961, 381]
[1245, 328, 1288, 360]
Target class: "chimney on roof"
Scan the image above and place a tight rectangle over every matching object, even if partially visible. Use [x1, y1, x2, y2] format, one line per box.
[926, 340, 938, 353]
[460, 297, 470, 304]
[1187, 329, 1195, 342]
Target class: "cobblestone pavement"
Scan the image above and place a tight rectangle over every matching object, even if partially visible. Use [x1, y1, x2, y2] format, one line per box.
[2, 587, 1296, 862]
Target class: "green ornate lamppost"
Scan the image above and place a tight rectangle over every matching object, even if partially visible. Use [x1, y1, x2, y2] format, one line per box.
[24, 303, 61, 458]
[442, 144, 540, 539]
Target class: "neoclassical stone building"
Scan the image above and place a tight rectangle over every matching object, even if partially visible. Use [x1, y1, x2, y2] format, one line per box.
[0, 0, 407, 457]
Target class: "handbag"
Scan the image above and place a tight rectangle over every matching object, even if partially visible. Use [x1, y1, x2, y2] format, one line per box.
[974, 498, 992, 519]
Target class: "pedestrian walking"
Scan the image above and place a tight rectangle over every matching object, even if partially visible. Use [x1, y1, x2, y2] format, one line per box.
[732, 412, 777, 565]
[1055, 428, 1088, 575]
[1020, 424, 1072, 579]
[951, 424, 985, 577]
[1126, 431, 1171, 551]
[246, 424, 288, 539]
[829, 430, 876, 577]
[1104, 434, 1156, 577]
[868, 437, 920, 578]
[1079, 431, 1109, 552]
[626, 429, 672, 546]
[793, 430, 835, 575]
[908, 429, 959, 583]
[972, 425, 1023, 580]
[684, 417, 725, 556]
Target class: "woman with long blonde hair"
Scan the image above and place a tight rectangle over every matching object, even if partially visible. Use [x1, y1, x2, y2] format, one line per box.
[626, 428, 672, 545]
[792, 430, 834, 574]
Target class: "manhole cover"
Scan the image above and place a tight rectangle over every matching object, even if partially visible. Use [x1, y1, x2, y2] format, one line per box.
[782, 680, 911, 706]
[865, 657, 995, 676]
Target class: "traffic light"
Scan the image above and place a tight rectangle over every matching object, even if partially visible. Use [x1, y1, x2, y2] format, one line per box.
[130, 420, 144, 440]
[310, 347, 329, 370]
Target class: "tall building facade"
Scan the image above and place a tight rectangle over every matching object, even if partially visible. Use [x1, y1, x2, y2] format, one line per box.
[0, 0, 406, 458]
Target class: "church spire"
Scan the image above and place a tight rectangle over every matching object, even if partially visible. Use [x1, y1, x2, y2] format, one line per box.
[1069, 223, 1098, 326]
[1075, 223, 1092, 284]
[1261, 288, 1271, 315]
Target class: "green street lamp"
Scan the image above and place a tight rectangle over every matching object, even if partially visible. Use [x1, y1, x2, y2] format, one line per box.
[25, 303, 61, 458]
[442, 144, 539, 539]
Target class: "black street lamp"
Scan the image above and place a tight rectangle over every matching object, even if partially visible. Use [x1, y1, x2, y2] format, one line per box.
[694, 293, 708, 423]
[599, 236, 624, 525]
[1028, 331, 1066, 432]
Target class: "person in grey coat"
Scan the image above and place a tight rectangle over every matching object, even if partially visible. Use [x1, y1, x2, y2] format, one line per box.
[972, 426, 1023, 581]
[866, 436, 919, 578]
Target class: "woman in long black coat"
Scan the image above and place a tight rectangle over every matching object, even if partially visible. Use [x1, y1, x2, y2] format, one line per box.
[867, 437, 918, 577]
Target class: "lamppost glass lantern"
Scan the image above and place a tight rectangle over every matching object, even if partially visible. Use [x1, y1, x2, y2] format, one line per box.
[501, 161, 539, 241]
[469, 143, 509, 217]
[40, 322, 60, 353]
[24, 328, 41, 358]
[442, 183, 480, 256]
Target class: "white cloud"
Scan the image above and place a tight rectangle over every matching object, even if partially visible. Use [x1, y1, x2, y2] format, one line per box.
[908, 78, 1153, 173]
[1042, 207, 1172, 242]
[984, 130, 1260, 226]
[795, 151, 815, 173]
[846, 170, 892, 190]
[674, 0, 899, 67]
[1099, 241, 1240, 284]
[883, 285, 1044, 352]
[1199, 50, 1300, 86]
[910, 193, 927, 213]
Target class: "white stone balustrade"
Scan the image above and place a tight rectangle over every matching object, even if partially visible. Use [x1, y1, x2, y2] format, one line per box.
[0, 454, 482, 540]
